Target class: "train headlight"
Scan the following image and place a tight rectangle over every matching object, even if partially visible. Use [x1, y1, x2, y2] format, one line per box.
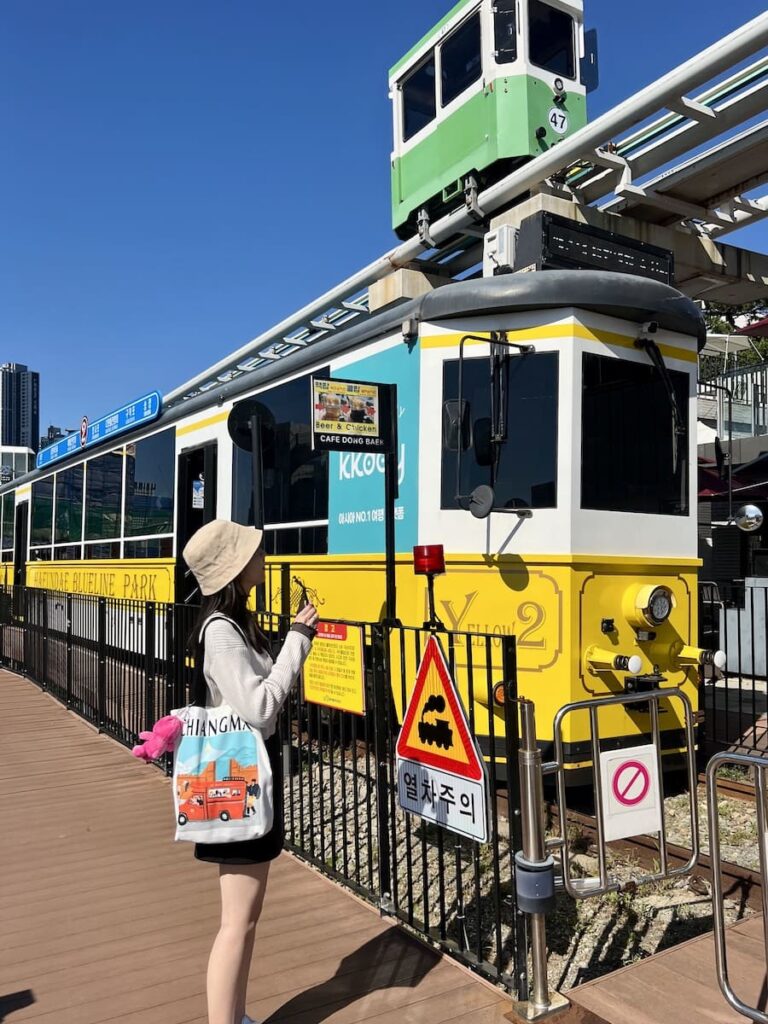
[623, 584, 676, 630]
[647, 587, 673, 625]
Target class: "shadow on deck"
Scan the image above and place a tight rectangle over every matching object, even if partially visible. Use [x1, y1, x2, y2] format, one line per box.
[0, 670, 514, 1024]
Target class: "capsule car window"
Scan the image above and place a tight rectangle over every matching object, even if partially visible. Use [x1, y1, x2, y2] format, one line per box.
[529, 0, 575, 79]
[441, 13, 482, 107]
[402, 54, 437, 141]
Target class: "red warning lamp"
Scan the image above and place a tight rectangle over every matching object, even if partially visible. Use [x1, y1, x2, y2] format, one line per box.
[413, 545, 446, 576]
[413, 545, 446, 630]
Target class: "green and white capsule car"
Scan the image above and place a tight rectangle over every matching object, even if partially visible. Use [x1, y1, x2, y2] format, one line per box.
[390, 0, 593, 239]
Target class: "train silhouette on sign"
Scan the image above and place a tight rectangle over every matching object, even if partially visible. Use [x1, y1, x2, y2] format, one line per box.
[418, 695, 453, 750]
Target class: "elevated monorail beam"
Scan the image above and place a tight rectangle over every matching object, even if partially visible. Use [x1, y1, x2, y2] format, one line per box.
[164, 12, 768, 408]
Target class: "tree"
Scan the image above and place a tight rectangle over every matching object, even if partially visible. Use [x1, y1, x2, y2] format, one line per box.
[700, 299, 768, 380]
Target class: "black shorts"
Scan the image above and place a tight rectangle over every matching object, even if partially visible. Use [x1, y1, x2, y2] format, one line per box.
[194, 732, 284, 866]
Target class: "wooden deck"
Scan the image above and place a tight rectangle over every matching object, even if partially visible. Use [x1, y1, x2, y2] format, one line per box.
[567, 907, 766, 1024]
[0, 670, 515, 1024]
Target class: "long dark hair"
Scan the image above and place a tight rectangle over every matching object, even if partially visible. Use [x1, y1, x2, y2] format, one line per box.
[189, 581, 269, 660]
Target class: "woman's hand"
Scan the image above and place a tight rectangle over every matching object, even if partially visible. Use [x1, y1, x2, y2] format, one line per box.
[294, 603, 319, 631]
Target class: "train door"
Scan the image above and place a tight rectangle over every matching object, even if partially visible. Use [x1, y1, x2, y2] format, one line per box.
[13, 501, 28, 615]
[176, 443, 217, 603]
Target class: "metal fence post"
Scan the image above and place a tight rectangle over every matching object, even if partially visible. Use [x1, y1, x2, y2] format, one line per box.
[513, 698, 569, 1020]
[41, 591, 49, 690]
[145, 602, 156, 732]
[371, 623, 393, 911]
[65, 594, 73, 708]
[501, 637, 529, 1002]
[707, 751, 768, 1023]
[0, 586, 5, 669]
[22, 588, 29, 675]
[97, 597, 106, 731]
[163, 604, 176, 776]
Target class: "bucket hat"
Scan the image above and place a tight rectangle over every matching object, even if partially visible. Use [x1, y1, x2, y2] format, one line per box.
[182, 520, 264, 596]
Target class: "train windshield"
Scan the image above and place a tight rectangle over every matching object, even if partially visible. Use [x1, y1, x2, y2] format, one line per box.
[494, 0, 517, 64]
[581, 354, 690, 516]
[441, 352, 558, 509]
[529, 0, 575, 79]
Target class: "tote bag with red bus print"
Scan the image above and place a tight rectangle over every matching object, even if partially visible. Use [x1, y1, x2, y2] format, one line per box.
[172, 703, 273, 843]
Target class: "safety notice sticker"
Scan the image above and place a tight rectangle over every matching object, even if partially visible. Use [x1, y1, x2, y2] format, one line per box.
[599, 744, 663, 842]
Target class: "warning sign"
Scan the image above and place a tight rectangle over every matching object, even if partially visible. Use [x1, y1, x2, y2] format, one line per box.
[599, 744, 663, 842]
[396, 635, 488, 843]
[303, 622, 365, 716]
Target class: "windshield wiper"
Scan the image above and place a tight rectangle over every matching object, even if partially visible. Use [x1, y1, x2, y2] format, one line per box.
[635, 324, 686, 475]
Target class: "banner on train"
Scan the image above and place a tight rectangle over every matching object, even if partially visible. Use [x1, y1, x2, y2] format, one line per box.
[302, 621, 365, 715]
[311, 377, 394, 453]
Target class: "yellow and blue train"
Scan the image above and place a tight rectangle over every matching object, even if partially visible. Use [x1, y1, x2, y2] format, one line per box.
[2, 269, 722, 770]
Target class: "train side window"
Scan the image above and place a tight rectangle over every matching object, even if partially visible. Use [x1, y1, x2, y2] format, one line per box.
[55, 465, 83, 545]
[493, 0, 517, 64]
[124, 429, 175, 538]
[402, 53, 437, 141]
[124, 537, 173, 558]
[1, 492, 14, 554]
[52, 544, 82, 560]
[581, 354, 689, 515]
[31, 478, 54, 546]
[529, 0, 575, 79]
[84, 541, 120, 559]
[264, 527, 329, 557]
[441, 13, 482, 107]
[85, 451, 123, 541]
[441, 353, 558, 509]
[232, 371, 329, 556]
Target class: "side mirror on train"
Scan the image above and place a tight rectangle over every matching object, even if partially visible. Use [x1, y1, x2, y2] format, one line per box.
[442, 400, 471, 452]
[473, 418, 493, 467]
[468, 485, 495, 520]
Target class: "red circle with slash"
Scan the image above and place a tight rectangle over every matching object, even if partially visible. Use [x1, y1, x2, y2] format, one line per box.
[611, 760, 651, 806]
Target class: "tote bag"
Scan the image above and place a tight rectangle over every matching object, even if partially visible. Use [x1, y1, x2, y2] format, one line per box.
[171, 616, 274, 843]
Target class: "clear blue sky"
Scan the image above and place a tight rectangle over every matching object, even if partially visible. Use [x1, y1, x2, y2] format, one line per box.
[2, 0, 767, 434]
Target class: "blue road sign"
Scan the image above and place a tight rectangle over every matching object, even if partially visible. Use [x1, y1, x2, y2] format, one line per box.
[36, 392, 162, 470]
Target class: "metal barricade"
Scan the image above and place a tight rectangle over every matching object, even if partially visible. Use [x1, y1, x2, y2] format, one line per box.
[707, 751, 768, 1024]
[513, 689, 699, 1020]
[550, 688, 699, 899]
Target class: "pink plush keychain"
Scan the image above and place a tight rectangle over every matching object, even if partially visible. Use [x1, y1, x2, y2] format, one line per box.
[131, 714, 184, 762]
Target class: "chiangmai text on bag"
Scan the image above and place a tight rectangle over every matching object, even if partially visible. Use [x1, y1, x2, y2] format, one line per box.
[172, 704, 273, 843]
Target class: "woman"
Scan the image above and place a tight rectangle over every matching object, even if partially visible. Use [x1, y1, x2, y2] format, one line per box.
[183, 519, 318, 1024]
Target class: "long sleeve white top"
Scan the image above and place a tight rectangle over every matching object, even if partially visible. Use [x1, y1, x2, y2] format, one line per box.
[201, 616, 311, 738]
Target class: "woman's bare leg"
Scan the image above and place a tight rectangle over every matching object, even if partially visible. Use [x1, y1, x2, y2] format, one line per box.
[207, 861, 270, 1024]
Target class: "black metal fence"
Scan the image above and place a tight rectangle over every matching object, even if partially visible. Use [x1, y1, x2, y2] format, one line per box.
[700, 580, 768, 756]
[0, 587, 527, 996]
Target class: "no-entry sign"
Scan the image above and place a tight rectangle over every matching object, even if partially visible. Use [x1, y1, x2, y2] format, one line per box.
[599, 744, 663, 842]
[612, 760, 651, 806]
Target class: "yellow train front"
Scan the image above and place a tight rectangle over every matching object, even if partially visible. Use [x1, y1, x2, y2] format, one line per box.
[270, 270, 722, 774]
